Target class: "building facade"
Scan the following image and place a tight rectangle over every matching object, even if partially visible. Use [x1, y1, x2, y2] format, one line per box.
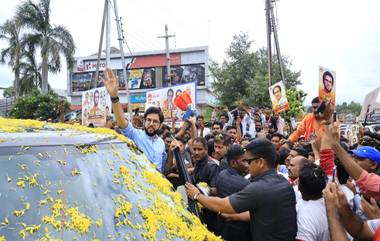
[68, 46, 216, 114]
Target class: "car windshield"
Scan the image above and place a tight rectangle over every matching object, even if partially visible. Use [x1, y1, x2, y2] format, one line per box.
[0, 141, 213, 240]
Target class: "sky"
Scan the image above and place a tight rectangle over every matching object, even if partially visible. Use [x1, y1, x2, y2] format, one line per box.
[1, 0, 380, 105]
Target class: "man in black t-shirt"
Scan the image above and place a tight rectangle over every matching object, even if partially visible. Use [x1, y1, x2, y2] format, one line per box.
[185, 138, 297, 241]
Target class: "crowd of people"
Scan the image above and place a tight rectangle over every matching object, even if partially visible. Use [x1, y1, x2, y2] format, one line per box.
[102, 68, 380, 241]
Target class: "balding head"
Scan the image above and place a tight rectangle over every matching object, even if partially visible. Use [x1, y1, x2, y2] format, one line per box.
[288, 156, 310, 181]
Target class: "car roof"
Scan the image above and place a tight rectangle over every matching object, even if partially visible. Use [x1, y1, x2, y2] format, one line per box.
[0, 118, 135, 148]
[0, 130, 121, 147]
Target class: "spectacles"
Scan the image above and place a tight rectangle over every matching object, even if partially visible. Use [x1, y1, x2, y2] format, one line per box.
[145, 118, 160, 126]
[312, 105, 319, 109]
[245, 157, 262, 164]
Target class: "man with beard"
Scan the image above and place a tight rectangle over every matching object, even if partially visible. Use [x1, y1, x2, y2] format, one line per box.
[103, 68, 166, 172]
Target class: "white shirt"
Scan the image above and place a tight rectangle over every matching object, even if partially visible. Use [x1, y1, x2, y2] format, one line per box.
[197, 127, 210, 137]
[296, 198, 330, 241]
[241, 114, 256, 138]
[276, 116, 285, 135]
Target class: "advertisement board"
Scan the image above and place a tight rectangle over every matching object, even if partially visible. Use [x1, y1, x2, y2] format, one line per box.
[162, 64, 205, 87]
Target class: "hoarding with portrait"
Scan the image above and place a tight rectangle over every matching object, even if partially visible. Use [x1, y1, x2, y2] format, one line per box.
[162, 64, 205, 87]
[81, 87, 112, 127]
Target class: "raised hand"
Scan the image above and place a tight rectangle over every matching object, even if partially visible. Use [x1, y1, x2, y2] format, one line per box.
[103, 68, 119, 98]
[361, 196, 380, 219]
[322, 122, 340, 149]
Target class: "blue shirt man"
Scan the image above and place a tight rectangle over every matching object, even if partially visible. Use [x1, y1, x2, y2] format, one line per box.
[120, 121, 166, 172]
[102, 68, 166, 172]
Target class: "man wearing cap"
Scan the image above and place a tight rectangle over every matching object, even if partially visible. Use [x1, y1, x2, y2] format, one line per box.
[351, 146, 380, 176]
[185, 138, 297, 241]
[215, 144, 251, 241]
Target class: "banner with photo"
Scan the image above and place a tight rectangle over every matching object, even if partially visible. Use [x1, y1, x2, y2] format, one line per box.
[162, 64, 205, 87]
[319, 66, 336, 107]
[128, 68, 156, 90]
[146, 82, 197, 122]
[268, 81, 289, 114]
[82, 87, 112, 127]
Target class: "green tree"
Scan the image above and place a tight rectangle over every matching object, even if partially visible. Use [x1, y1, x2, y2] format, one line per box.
[18, 43, 42, 96]
[336, 101, 362, 116]
[283, 88, 307, 121]
[10, 89, 70, 120]
[3, 86, 15, 98]
[16, 0, 75, 94]
[0, 19, 22, 98]
[210, 32, 301, 108]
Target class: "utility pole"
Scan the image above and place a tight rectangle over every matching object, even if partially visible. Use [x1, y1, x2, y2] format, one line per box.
[158, 24, 176, 86]
[95, 0, 133, 118]
[265, 0, 272, 87]
[265, 0, 285, 87]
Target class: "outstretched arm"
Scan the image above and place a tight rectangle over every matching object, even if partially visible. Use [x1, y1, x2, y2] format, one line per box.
[103, 68, 128, 129]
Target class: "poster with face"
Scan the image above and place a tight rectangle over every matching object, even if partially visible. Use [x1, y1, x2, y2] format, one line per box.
[81, 87, 111, 127]
[145, 82, 197, 122]
[319, 66, 336, 107]
[268, 81, 289, 114]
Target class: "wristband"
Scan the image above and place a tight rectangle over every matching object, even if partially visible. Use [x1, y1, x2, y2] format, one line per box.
[111, 96, 119, 103]
[193, 193, 201, 200]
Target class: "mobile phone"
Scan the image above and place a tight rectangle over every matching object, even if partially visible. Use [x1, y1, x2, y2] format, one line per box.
[333, 112, 337, 122]
[332, 167, 336, 182]
[317, 101, 326, 114]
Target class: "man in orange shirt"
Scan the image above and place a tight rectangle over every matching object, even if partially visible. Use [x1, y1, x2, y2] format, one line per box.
[288, 97, 325, 143]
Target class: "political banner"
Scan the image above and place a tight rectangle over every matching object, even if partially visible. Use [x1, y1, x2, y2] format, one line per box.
[269, 81, 289, 114]
[359, 87, 380, 121]
[146, 82, 197, 121]
[319, 66, 336, 107]
[82, 87, 112, 127]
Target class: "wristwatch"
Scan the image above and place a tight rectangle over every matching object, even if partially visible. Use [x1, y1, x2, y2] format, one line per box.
[111, 96, 119, 103]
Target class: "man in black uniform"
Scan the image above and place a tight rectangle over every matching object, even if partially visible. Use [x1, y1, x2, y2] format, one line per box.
[186, 138, 297, 241]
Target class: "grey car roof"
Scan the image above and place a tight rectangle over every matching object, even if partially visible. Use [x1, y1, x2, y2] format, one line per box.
[0, 129, 122, 147]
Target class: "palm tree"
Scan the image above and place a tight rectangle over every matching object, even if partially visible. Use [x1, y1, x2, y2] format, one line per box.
[16, 0, 75, 94]
[18, 43, 42, 96]
[0, 18, 22, 98]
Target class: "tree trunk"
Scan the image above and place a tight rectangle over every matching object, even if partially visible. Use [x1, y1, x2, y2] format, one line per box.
[14, 47, 21, 98]
[41, 54, 49, 94]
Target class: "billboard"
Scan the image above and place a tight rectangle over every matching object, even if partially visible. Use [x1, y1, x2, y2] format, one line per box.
[319, 66, 336, 107]
[269, 81, 289, 114]
[127, 68, 156, 89]
[82, 87, 112, 127]
[145, 82, 197, 121]
[163, 64, 205, 87]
